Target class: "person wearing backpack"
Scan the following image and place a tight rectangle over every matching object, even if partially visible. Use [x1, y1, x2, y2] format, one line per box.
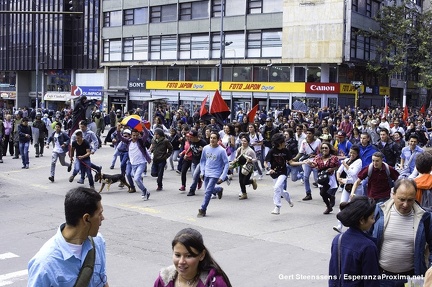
[350, 152, 399, 203]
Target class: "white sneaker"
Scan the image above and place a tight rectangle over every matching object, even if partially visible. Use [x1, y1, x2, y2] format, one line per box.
[271, 206, 280, 215]
[211, 194, 217, 199]
[300, 178, 304, 184]
[253, 171, 258, 177]
[258, 175, 263, 180]
[333, 226, 342, 233]
[288, 200, 294, 207]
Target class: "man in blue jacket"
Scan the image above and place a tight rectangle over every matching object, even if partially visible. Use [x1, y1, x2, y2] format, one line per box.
[372, 178, 432, 286]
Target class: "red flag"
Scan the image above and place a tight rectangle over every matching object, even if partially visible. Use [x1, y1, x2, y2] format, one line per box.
[403, 106, 409, 122]
[248, 104, 259, 123]
[383, 96, 389, 118]
[199, 95, 208, 117]
[209, 90, 230, 127]
[420, 104, 426, 115]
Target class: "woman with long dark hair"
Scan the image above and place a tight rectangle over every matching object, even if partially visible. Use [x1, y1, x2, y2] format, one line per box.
[304, 142, 340, 214]
[154, 228, 232, 287]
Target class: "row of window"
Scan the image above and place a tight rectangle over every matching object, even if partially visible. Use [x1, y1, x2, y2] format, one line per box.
[103, 0, 283, 27]
[103, 30, 282, 62]
[108, 65, 338, 86]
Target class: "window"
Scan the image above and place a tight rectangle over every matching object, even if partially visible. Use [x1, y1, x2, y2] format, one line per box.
[199, 67, 215, 81]
[179, 34, 209, 59]
[150, 4, 177, 23]
[123, 38, 133, 61]
[226, 0, 245, 16]
[294, 66, 306, 82]
[180, 1, 209, 20]
[104, 10, 122, 27]
[108, 68, 128, 88]
[269, 66, 290, 82]
[124, 8, 148, 25]
[247, 30, 282, 58]
[185, 66, 199, 81]
[232, 66, 252, 81]
[307, 66, 321, 82]
[212, 0, 222, 17]
[134, 37, 148, 60]
[161, 35, 177, 59]
[103, 39, 121, 61]
[248, 0, 262, 14]
[149, 35, 177, 60]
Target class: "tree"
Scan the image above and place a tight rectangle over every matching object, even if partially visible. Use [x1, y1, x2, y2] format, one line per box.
[362, 0, 432, 108]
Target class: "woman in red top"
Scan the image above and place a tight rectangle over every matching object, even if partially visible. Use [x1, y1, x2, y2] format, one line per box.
[305, 142, 340, 214]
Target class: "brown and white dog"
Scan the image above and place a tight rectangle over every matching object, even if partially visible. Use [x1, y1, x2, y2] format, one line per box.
[94, 172, 132, 193]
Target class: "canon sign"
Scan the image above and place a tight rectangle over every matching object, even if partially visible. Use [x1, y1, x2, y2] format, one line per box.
[306, 83, 339, 94]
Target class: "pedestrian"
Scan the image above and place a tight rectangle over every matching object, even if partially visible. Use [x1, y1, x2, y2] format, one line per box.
[153, 228, 232, 287]
[328, 196, 379, 287]
[32, 112, 48, 157]
[234, 135, 257, 200]
[71, 120, 102, 184]
[413, 151, 432, 209]
[186, 130, 206, 196]
[197, 131, 229, 217]
[299, 127, 321, 201]
[305, 142, 340, 214]
[372, 178, 432, 286]
[3, 114, 13, 157]
[333, 145, 362, 233]
[46, 122, 71, 182]
[350, 151, 399, 203]
[265, 133, 296, 215]
[398, 133, 424, 178]
[18, 117, 32, 169]
[28, 187, 109, 287]
[12, 111, 23, 159]
[69, 131, 95, 189]
[116, 123, 152, 200]
[149, 128, 173, 191]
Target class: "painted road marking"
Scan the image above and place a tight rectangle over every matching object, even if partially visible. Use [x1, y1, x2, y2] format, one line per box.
[0, 253, 18, 260]
[0, 270, 28, 286]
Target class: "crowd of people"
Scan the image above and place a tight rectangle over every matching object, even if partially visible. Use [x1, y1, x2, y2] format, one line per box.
[2, 99, 432, 286]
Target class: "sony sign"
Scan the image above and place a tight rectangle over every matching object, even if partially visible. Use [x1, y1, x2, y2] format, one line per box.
[128, 81, 146, 90]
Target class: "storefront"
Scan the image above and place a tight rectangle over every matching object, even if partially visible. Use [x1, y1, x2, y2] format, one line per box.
[0, 91, 16, 111]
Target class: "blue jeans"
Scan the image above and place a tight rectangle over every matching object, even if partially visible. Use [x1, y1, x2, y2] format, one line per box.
[125, 161, 135, 188]
[131, 163, 147, 194]
[19, 141, 29, 167]
[78, 158, 94, 187]
[200, 177, 223, 211]
[302, 163, 317, 195]
[189, 163, 201, 191]
[151, 161, 166, 188]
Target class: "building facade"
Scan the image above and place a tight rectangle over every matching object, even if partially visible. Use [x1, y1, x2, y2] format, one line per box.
[0, 0, 101, 111]
[0, 0, 424, 115]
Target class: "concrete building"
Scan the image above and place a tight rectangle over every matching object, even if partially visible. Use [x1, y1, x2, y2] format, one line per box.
[0, 0, 424, 116]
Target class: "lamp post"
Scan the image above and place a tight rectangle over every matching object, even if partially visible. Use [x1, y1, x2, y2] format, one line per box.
[35, 11, 40, 110]
[217, 0, 234, 120]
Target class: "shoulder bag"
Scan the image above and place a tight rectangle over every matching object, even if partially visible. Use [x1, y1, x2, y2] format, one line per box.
[73, 237, 95, 287]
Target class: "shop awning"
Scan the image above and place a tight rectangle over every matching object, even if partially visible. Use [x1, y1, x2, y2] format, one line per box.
[44, 92, 78, 101]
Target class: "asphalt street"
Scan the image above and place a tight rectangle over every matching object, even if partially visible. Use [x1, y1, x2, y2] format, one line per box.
[0, 142, 342, 286]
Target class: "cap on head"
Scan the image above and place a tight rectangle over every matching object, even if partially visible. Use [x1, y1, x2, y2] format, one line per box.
[337, 131, 346, 137]
[188, 130, 198, 137]
[123, 129, 132, 135]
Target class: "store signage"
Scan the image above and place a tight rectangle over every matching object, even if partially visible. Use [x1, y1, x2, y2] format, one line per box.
[305, 83, 339, 93]
[223, 82, 304, 93]
[128, 81, 146, 89]
[71, 86, 103, 98]
[147, 81, 217, 90]
[340, 83, 363, 94]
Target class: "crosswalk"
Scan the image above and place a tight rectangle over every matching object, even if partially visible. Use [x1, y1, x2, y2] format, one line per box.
[0, 252, 27, 286]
